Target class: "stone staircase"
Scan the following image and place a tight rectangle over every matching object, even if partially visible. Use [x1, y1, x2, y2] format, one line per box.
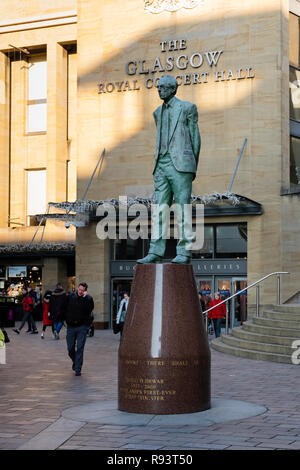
[211, 304, 300, 364]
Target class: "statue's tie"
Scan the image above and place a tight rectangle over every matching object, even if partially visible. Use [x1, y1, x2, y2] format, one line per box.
[159, 103, 169, 156]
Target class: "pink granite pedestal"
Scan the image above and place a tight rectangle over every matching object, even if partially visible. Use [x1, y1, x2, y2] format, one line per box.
[118, 264, 211, 414]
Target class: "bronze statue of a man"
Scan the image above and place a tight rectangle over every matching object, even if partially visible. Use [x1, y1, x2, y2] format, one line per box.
[137, 75, 201, 264]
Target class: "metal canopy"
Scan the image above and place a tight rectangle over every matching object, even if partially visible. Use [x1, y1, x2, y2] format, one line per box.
[203, 194, 263, 217]
[0, 194, 262, 256]
[34, 192, 262, 227]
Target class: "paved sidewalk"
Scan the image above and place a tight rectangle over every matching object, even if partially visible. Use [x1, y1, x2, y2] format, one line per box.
[0, 322, 300, 450]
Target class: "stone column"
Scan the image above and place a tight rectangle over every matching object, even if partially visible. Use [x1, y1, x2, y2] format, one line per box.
[46, 43, 68, 203]
[76, 222, 110, 329]
[0, 52, 9, 227]
[43, 257, 68, 293]
[10, 59, 27, 226]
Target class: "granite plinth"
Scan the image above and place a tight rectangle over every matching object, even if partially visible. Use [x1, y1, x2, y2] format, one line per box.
[118, 264, 211, 414]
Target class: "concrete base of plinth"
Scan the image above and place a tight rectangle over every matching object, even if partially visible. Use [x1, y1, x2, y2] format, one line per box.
[17, 398, 266, 450]
[62, 398, 266, 426]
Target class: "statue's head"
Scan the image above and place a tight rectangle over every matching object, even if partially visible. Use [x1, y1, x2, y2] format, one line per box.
[157, 75, 178, 101]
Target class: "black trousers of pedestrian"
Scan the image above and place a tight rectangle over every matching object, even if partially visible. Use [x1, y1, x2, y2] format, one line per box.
[119, 322, 124, 337]
[66, 325, 89, 373]
[19, 310, 37, 332]
[42, 324, 54, 333]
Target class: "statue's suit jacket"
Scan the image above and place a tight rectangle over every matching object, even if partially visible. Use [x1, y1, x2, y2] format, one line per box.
[153, 96, 201, 181]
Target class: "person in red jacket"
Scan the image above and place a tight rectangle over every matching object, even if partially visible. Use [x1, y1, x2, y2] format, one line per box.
[41, 290, 54, 339]
[13, 287, 38, 334]
[208, 292, 226, 338]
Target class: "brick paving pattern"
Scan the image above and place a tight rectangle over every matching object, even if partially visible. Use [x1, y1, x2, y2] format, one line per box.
[0, 323, 300, 450]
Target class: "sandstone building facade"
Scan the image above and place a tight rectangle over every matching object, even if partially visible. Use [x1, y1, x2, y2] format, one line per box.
[0, 0, 299, 328]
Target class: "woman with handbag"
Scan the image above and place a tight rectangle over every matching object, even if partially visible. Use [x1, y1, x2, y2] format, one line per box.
[115, 292, 130, 337]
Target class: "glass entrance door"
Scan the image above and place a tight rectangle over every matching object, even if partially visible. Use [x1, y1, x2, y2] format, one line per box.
[216, 279, 231, 300]
[215, 277, 247, 330]
[215, 277, 232, 331]
[197, 278, 213, 311]
[111, 279, 132, 327]
[232, 278, 247, 327]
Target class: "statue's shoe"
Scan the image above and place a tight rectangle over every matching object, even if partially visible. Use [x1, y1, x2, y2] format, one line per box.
[137, 254, 162, 264]
[171, 255, 191, 264]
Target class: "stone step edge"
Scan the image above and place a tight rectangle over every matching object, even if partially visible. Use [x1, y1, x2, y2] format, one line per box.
[264, 307, 300, 313]
[243, 321, 300, 336]
[232, 327, 298, 345]
[274, 304, 300, 310]
[221, 334, 293, 355]
[262, 309, 300, 318]
[211, 339, 293, 364]
[273, 307, 300, 314]
[253, 318, 300, 328]
[253, 315, 300, 324]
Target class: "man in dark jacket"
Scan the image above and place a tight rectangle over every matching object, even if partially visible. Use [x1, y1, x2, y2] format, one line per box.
[49, 283, 67, 339]
[65, 282, 94, 376]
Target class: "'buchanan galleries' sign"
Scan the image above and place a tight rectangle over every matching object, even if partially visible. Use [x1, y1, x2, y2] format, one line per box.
[97, 38, 255, 94]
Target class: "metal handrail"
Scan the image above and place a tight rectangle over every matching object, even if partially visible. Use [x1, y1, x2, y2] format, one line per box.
[202, 271, 289, 335]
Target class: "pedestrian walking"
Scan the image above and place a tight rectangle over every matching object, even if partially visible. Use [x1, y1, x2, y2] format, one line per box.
[65, 282, 94, 376]
[208, 292, 226, 338]
[41, 290, 54, 339]
[22, 285, 34, 332]
[13, 288, 38, 335]
[116, 292, 130, 337]
[199, 292, 210, 331]
[49, 283, 67, 340]
[198, 292, 206, 312]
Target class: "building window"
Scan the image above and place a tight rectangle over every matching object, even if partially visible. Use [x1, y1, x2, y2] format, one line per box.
[112, 239, 144, 260]
[26, 59, 47, 133]
[290, 66, 300, 122]
[289, 12, 300, 69]
[111, 224, 247, 260]
[290, 136, 300, 185]
[289, 12, 300, 189]
[26, 170, 46, 224]
[215, 224, 247, 258]
[191, 225, 214, 259]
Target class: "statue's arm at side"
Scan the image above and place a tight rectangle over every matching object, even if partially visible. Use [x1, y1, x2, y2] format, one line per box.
[187, 104, 201, 168]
